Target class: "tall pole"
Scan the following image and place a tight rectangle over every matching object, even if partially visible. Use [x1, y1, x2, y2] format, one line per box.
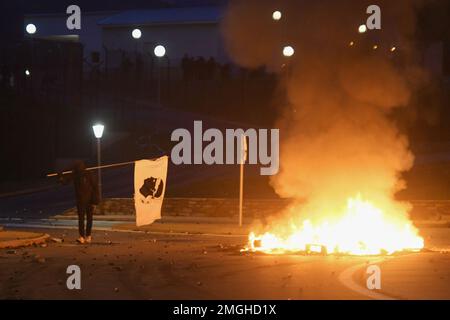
[239, 134, 247, 227]
[153, 45, 166, 107]
[97, 137, 102, 201]
[157, 58, 161, 107]
[239, 156, 244, 227]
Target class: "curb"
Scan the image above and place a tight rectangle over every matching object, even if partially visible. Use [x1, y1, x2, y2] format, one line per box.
[53, 215, 135, 222]
[52, 215, 450, 228]
[52, 215, 251, 223]
[111, 223, 249, 236]
[0, 233, 50, 249]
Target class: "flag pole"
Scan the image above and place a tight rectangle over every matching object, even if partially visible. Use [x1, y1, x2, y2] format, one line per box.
[46, 160, 138, 177]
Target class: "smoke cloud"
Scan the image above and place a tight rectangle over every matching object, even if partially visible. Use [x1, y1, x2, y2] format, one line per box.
[222, 0, 426, 221]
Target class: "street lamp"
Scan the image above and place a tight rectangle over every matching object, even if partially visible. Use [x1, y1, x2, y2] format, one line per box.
[154, 45, 166, 107]
[131, 28, 142, 39]
[272, 10, 282, 21]
[92, 124, 104, 201]
[358, 24, 367, 33]
[154, 45, 166, 58]
[26, 23, 37, 35]
[283, 45, 295, 57]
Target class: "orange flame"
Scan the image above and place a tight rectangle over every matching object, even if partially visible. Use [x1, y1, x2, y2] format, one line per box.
[244, 195, 424, 255]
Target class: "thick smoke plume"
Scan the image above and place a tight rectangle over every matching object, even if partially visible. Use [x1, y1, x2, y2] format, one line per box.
[222, 0, 426, 222]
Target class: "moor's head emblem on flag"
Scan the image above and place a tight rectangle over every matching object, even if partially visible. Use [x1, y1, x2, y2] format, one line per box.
[139, 177, 164, 203]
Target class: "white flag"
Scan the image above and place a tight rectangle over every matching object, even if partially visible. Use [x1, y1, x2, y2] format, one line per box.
[134, 156, 168, 226]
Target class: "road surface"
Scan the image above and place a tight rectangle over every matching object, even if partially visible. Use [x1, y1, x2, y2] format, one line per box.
[1, 226, 449, 300]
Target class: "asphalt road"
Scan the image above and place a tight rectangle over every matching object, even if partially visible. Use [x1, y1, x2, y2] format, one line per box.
[1, 227, 449, 300]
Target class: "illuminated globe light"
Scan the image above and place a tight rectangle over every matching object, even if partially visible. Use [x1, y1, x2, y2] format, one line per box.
[25, 69, 31, 76]
[349, 41, 354, 47]
[373, 44, 378, 50]
[154, 45, 166, 57]
[358, 24, 367, 33]
[131, 28, 142, 39]
[272, 10, 282, 21]
[26, 23, 37, 35]
[390, 46, 396, 52]
[282, 45, 295, 57]
[92, 124, 104, 139]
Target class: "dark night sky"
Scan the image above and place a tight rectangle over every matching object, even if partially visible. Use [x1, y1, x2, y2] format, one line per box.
[0, 0, 448, 48]
[0, 0, 228, 45]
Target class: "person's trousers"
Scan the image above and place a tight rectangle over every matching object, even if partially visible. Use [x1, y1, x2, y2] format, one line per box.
[77, 204, 94, 237]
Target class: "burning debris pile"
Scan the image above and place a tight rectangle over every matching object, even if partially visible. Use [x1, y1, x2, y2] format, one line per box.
[223, 0, 426, 255]
[246, 195, 423, 255]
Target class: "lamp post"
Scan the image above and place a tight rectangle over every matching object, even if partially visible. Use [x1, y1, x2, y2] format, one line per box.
[131, 28, 142, 40]
[358, 24, 367, 34]
[26, 23, 37, 35]
[131, 29, 142, 53]
[25, 23, 37, 96]
[154, 45, 166, 107]
[282, 45, 295, 57]
[92, 124, 104, 201]
[272, 10, 282, 21]
[131, 29, 142, 107]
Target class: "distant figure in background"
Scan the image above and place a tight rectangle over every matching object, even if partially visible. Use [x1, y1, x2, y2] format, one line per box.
[58, 161, 99, 244]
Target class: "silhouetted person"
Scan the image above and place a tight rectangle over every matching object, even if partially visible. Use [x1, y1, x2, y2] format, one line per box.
[58, 161, 99, 244]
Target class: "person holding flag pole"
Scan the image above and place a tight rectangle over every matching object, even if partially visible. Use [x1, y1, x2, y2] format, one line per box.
[49, 155, 169, 237]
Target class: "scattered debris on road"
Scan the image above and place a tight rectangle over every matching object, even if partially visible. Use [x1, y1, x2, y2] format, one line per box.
[51, 237, 64, 243]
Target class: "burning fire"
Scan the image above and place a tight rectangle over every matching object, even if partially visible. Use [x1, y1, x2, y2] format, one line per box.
[244, 195, 424, 255]
[223, 1, 427, 257]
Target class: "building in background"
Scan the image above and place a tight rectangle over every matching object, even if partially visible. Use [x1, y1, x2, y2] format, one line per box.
[100, 7, 226, 64]
[24, 6, 228, 68]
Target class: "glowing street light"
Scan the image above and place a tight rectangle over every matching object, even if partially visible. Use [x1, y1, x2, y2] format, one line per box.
[93, 124, 104, 139]
[154, 45, 166, 58]
[26, 23, 37, 35]
[131, 28, 142, 39]
[358, 24, 367, 33]
[283, 45, 295, 57]
[92, 123, 104, 201]
[272, 10, 282, 21]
